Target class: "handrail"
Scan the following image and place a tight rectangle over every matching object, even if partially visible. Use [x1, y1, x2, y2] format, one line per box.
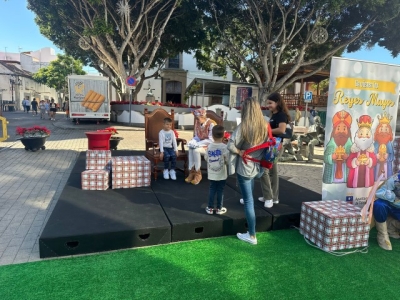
[281, 93, 328, 108]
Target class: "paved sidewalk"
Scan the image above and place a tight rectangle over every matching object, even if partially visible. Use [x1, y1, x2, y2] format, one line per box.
[0, 111, 323, 266]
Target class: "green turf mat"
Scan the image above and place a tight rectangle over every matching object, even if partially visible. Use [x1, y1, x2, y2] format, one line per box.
[0, 229, 398, 300]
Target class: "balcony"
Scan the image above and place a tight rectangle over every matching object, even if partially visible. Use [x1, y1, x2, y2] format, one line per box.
[281, 93, 328, 108]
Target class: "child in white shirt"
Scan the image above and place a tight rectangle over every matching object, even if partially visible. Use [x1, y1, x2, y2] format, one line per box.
[159, 117, 178, 180]
[204, 125, 229, 215]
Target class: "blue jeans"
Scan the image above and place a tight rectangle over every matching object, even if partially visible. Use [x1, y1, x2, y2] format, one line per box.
[208, 180, 226, 209]
[237, 170, 263, 236]
[373, 199, 400, 223]
[163, 147, 176, 169]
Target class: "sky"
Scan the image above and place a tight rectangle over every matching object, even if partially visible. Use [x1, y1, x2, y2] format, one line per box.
[1, 1, 400, 68]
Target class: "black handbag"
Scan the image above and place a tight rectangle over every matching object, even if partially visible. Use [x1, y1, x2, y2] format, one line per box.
[278, 122, 293, 139]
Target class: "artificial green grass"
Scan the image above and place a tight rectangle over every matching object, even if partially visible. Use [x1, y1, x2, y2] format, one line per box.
[0, 229, 398, 300]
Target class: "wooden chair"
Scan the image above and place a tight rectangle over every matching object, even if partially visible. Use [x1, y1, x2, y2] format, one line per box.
[144, 108, 188, 180]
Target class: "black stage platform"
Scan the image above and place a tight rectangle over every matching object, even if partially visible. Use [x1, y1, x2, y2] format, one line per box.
[39, 151, 320, 258]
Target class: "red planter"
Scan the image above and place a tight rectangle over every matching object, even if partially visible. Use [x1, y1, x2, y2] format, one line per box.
[85, 132, 112, 150]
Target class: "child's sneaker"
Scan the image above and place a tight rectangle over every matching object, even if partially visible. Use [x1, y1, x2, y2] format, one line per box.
[169, 169, 176, 180]
[205, 207, 214, 214]
[237, 232, 257, 245]
[163, 169, 169, 180]
[216, 207, 227, 215]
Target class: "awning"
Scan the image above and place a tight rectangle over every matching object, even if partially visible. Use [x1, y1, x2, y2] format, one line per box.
[186, 78, 257, 98]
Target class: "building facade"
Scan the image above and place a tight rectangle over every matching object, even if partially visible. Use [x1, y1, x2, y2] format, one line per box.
[0, 48, 58, 110]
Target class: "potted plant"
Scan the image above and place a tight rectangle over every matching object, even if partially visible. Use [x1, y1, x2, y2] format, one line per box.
[98, 127, 124, 150]
[16, 126, 51, 151]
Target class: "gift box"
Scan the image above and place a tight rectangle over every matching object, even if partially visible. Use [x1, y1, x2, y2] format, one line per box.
[86, 150, 112, 170]
[81, 169, 110, 190]
[111, 156, 151, 189]
[299, 200, 369, 251]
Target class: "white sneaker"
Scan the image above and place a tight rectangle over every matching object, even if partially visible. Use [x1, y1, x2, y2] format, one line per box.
[240, 198, 244, 205]
[163, 169, 169, 180]
[258, 197, 265, 202]
[264, 199, 273, 208]
[273, 199, 279, 204]
[169, 169, 176, 180]
[237, 232, 257, 245]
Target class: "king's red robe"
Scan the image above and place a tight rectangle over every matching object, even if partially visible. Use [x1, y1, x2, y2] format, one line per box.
[346, 149, 377, 188]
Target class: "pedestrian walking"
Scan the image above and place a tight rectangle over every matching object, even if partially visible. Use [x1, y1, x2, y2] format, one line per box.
[45, 100, 50, 118]
[25, 98, 31, 114]
[49, 98, 57, 121]
[63, 99, 70, 119]
[22, 97, 27, 112]
[31, 98, 38, 116]
[39, 100, 46, 119]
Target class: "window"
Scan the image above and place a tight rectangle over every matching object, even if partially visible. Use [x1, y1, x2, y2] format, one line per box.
[212, 67, 227, 77]
[168, 54, 180, 69]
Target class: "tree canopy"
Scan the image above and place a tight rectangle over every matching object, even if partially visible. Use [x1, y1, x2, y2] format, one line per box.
[33, 54, 86, 94]
[28, 0, 400, 101]
[194, 0, 400, 99]
[27, 0, 205, 98]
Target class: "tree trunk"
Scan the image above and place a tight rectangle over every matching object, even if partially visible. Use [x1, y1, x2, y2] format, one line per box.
[258, 86, 269, 105]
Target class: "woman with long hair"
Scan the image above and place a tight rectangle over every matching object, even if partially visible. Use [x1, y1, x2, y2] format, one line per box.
[185, 108, 216, 185]
[258, 92, 291, 208]
[227, 97, 268, 245]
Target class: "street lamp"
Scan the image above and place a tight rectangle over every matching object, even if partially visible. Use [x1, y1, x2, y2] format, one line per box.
[0, 88, 7, 116]
[9, 75, 22, 105]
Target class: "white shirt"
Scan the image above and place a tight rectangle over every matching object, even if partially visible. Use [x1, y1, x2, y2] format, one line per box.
[159, 129, 178, 152]
[204, 142, 228, 181]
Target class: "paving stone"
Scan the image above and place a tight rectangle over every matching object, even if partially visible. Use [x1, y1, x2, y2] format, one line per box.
[2, 246, 19, 257]
[8, 237, 24, 247]
[19, 239, 35, 250]
[13, 256, 30, 264]
[0, 255, 16, 265]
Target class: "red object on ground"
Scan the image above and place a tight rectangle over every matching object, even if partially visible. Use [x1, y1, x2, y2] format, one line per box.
[85, 132, 112, 150]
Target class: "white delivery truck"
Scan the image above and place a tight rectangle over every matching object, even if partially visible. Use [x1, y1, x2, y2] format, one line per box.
[68, 75, 110, 124]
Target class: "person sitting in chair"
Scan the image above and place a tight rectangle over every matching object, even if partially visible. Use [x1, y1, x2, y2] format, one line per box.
[373, 171, 400, 250]
[185, 108, 216, 185]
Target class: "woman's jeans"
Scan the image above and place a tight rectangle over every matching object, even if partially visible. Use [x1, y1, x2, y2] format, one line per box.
[373, 199, 400, 223]
[208, 180, 226, 209]
[237, 170, 263, 236]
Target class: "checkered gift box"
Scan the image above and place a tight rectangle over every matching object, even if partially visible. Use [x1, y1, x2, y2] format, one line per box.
[299, 200, 369, 251]
[86, 150, 112, 170]
[81, 170, 110, 190]
[111, 156, 151, 189]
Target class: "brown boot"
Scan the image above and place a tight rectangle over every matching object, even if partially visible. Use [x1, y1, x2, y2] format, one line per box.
[191, 170, 202, 185]
[376, 221, 392, 250]
[185, 167, 196, 183]
[387, 216, 400, 239]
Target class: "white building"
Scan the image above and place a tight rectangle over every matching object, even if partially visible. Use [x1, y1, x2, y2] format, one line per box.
[132, 52, 257, 108]
[0, 48, 58, 110]
[0, 47, 57, 73]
